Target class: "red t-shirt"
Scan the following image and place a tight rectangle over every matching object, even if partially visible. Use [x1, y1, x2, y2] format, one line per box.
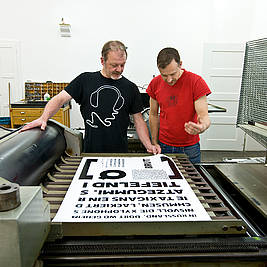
[146, 69, 211, 147]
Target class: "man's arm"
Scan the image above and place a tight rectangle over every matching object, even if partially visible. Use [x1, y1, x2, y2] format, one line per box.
[133, 112, 161, 154]
[20, 90, 72, 132]
[149, 97, 160, 145]
[184, 95, 210, 135]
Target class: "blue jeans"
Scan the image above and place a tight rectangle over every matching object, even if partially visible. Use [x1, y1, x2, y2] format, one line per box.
[159, 141, 201, 164]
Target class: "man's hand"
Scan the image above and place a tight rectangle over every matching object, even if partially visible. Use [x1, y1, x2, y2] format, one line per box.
[186, 95, 210, 135]
[19, 118, 47, 132]
[146, 143, 161, 155]
[184, 115, 208, 135]
[19, 90, 72, 133]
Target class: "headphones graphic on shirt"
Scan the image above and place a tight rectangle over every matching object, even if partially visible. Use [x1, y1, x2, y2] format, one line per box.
[86, 85, 125, 128]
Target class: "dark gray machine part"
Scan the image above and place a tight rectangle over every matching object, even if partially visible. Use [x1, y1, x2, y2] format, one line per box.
[0, 182, 21, 211]
[0, 122, 66, 185]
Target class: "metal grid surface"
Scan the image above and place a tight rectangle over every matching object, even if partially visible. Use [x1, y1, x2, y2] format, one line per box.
[237, 38, 267, 148]
[42, 153, 242, 224]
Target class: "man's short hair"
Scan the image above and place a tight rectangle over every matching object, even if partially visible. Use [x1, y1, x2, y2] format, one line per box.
[101, 40, 128, 61]
[157, 47, 180, 69]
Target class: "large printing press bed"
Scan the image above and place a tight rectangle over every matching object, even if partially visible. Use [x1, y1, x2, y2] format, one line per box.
[0, 121, 267, 267]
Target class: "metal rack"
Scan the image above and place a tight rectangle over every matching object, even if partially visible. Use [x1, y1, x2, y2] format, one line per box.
[237, 38, 267, 150]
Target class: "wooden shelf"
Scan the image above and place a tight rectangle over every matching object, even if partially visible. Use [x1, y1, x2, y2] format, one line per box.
[25, 82, 69, 101]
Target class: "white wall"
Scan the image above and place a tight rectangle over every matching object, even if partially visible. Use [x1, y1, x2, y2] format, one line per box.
[0, 0, 266, 129]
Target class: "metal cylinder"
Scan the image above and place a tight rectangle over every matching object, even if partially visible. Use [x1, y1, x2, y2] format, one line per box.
[0, 122, 66, 186]
[0, 183, 20, 211]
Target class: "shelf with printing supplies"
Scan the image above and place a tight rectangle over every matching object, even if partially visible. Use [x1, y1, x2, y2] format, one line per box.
[25, 81, 69, 101]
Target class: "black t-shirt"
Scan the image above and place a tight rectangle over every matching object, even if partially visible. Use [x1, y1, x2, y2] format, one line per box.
[65, 71, 143, 153]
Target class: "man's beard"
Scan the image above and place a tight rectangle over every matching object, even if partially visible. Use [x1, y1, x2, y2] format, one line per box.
[111, 72, 122, 80]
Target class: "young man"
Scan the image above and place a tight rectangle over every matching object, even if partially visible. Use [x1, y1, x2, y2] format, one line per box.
[146, 47, 211, 163]
[21, 40, 160, 154]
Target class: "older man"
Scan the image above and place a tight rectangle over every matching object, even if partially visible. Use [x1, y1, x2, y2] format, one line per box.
[21, 41, 160, 154]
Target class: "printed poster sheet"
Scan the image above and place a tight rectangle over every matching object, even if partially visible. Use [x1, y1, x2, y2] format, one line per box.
[53, 154, 211, 222]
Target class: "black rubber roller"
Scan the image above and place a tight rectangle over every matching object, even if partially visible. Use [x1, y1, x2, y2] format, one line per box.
[0, 121, 66, 185]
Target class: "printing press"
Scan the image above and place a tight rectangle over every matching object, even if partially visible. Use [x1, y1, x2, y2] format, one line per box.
[0, 119, 267, 267]
[0, 38, 267, 267]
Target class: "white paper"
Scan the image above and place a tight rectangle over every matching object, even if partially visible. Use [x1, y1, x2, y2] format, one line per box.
[53, 154, 211, 222]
